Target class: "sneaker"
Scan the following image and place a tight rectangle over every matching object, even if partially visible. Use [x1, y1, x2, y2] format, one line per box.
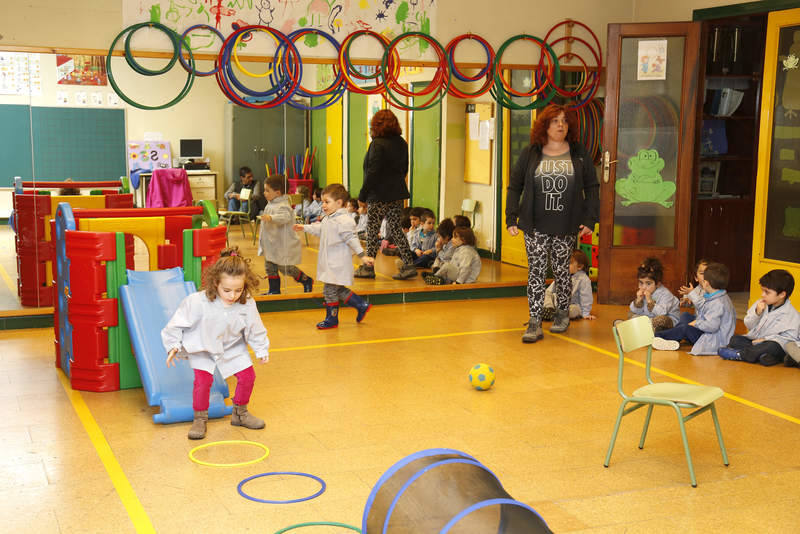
[784, 341, 800, 365]
[652, 337, 680, 351]
[718, 347, 743, 361]
[392, 264, 418, 280]
[354, 264, 376, 279]
[783, 354, 799, 368]
[758, 353, 781, 367]
[423, 273, 444, 285]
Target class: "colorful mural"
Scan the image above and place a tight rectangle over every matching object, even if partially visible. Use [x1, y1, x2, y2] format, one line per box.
[123, 0, 436, 55]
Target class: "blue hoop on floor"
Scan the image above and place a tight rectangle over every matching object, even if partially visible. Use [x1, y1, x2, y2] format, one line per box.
[237, 471, 326, 504]
[274, 522, 361, 533]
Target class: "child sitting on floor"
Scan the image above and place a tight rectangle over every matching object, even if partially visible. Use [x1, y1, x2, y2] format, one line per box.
[431, 218, 456, 274]
[627, 257, 680, 332]
[258, 176, 313, 295]
[410, 213, 438, 268]
[305, 187, 323, 223]
[678, 258, 709, 314]
[718, 269, 800, 366]
[542, 249, 595, 321]
[423, 227, 481, 285]
[652, 262, 735, 355]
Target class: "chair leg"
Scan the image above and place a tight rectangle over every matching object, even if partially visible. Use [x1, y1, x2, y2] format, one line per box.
[673, 405, 698, 487]
[238, 216, 245, 238]
[710, 403, 729, 466]
[638, 405, 654, 449]
[604, 401, 628, 468]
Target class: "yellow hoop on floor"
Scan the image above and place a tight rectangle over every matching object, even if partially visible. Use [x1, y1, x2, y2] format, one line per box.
[233, 28, 281, 78]
[189, 440, 270, 467]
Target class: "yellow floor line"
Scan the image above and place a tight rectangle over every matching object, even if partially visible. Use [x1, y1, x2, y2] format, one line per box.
[271, 327, 524, 352]
[552, 333, 800, 426]
[0, 263, 16, 294]
[58, 372, 156, 533]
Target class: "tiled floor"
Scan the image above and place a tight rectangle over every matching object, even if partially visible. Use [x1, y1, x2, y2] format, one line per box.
[1, 297, 799, 532]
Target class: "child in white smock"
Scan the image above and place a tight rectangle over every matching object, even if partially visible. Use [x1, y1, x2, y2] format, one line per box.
[161, 248, 269, 440]
[295, 184, 373, 329]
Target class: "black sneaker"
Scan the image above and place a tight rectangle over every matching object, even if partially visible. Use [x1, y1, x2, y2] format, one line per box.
[783, 354, 799, 367]
[758, 353, 781, 367]
[423, 273, 444, 285]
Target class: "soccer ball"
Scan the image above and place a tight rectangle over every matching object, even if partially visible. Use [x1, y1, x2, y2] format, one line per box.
[468, 363, 495, 391]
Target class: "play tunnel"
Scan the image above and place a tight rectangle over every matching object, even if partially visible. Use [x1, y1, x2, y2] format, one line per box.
[362, 448, 551, 533]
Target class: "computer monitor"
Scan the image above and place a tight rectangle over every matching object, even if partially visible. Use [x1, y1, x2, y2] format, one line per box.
[179, 138, 203, 159]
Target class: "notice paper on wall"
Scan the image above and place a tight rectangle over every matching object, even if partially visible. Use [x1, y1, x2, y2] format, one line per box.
[468, 112, 480, 140]
[479, 120, 491, 150]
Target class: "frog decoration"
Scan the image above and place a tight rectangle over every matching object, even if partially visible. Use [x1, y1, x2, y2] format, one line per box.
[614, 149, 676, 208]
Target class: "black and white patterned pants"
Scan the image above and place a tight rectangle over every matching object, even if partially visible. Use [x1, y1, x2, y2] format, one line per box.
[323, 283, 352, 304]
[524, 230, 574, 322]
[365, 200, 414, 265]
[265, 260, 300, 279]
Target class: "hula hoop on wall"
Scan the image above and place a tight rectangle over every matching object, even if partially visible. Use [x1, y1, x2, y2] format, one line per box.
[179, 24, 225, 76]
[445, 34, 495, 98]
[107, 22, 195, 110]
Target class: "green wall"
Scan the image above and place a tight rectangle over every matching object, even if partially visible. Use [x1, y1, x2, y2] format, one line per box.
[347, 92, 368, 197]
[410, 86, 442, 216]
[310, 97, 328, 188]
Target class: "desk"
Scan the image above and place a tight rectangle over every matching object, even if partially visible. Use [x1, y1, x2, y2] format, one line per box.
[135, 170, 222, 208]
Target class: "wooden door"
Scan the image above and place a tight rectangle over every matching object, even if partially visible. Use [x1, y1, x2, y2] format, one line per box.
[411, 83, 442, 217]
[599, 22, 701, 304]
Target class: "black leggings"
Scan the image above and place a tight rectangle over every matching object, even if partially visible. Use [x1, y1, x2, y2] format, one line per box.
[365, 200, 414, 265]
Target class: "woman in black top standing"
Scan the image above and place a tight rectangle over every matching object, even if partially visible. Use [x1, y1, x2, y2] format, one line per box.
[506, 103, 599, 343]
[355, 109, 417, 280]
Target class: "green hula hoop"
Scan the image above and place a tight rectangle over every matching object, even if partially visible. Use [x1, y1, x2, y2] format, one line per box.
[188, 440, 270, 468]
[124, 22, 180, 76]
[492, 34, 559, 111]
[107, 22, 195, 110]
[274, 522, 361, 534]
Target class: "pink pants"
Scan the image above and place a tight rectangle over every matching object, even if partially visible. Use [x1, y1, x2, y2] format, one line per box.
[193, 366, 255, 411]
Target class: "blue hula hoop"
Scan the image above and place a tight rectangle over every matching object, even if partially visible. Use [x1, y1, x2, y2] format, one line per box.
[180, 24, 225, 76]
[237, 471, 326, 504]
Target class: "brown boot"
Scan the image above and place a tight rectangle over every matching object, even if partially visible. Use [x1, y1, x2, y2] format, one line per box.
[188, 410, 208, 440]
[231, 404, 265, 429]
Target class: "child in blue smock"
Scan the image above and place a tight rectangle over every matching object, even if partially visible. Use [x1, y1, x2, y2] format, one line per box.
[628, 257, 680, 332]
[653, 262, 736, 355]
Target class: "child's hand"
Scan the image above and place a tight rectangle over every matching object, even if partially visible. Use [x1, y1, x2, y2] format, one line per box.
[752, 338, 765, 345]
[688, 320, 697, 327]
[363, 256, 375, 266]
[755, 299, 766, 315]
[678, 282, 693, 296]
[166, 348, 179, 367]
[258, 355, 269, 364]
[261, 214, 272, 222]
[415, 249, 423, 257]
[636, 288, 646, 299]
[585, 314, 597, 320]
[423, 249, 433, 256]
[293, 223, 304, 231]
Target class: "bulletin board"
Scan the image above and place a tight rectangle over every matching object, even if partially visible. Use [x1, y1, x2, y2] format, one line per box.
[464, 102, 494, 184]
[0, 104, 126, 185]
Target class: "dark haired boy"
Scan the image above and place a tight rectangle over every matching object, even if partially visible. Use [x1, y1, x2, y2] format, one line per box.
[652, 262, 736, 355]
[258, 175, 313, 294]
[225, 166, 255, 213]
[452, 214, 471, 228]
[718, 269, 800, 365]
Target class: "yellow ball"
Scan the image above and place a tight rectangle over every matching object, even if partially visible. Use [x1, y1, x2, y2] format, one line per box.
[468, 363, 495, 391]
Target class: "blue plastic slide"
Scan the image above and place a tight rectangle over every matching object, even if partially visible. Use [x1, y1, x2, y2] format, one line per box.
[120, 268, 233, 424]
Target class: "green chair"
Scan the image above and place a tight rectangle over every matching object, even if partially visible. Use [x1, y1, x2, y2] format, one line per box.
[218, 209, 256, 246]
[605, 315, 729, 487]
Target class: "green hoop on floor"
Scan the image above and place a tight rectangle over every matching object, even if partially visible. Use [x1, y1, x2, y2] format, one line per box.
[188, 440, 270, 467]
[274, 522, 361, 533]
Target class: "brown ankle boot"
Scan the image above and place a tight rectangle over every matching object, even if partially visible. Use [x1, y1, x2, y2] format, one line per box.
[231, 404, 265, 429]
[188, 410, 208, 440]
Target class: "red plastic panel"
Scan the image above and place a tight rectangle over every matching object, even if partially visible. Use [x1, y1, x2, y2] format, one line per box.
[22, 181, 122, 188]
[158, 243, 179, 269]
[104, 194, 135, 209]
[164, 215, 193, 261]
[73, 207, 202, 219]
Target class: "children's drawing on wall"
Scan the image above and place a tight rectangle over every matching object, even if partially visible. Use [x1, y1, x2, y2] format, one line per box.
[637, 39, 667, 81]
[614, 149, 676, 208]
[56, 55, 108, 86]
[129, 141, 172, 172]
[124, 0, 437, 56]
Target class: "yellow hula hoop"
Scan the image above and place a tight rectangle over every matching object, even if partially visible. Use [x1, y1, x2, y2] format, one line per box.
[189, 440, 270, 467]
[232, 28, 281, 78]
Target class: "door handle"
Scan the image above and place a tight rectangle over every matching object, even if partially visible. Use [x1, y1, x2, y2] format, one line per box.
[603, 151, 617, 183]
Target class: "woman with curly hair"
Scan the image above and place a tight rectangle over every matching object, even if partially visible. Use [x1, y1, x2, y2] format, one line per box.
[355, 109, 417, 280]
[506, 103, 599, 343]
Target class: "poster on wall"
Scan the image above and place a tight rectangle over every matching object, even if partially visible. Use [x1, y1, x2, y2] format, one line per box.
[0, 52, 42, 96]
[123, 0, 437, 57]
[128, 140, 172, 172]
[637, 40, 667, 81]
[56, 54, 108, 86]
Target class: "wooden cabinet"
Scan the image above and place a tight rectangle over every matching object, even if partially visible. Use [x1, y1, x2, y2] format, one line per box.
[186, 172, 218, 202]
[692, 13, 767, 291]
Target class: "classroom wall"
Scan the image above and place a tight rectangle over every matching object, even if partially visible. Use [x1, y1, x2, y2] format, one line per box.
[632, 0, 748, 22]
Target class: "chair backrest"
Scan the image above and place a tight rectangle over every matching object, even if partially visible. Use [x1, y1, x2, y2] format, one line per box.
[288, 193, 304, 208]
[612, 315, 655, 397]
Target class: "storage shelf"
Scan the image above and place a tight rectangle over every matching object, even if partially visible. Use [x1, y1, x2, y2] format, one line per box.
[705, 73, 762, 79]
[703, 114, 756, 120]
[699, 155, 753, 161]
